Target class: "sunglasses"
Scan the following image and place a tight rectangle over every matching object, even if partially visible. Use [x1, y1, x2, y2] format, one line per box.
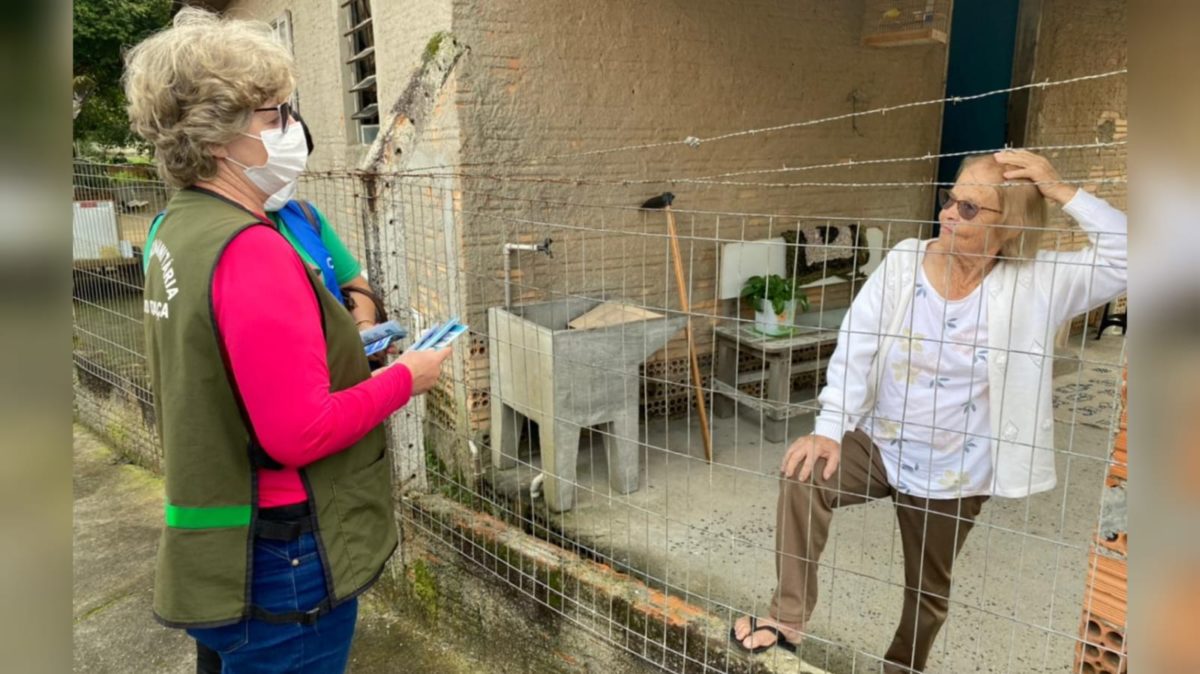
[252, 102, 314, 155]
[938, 188, 1002, 221]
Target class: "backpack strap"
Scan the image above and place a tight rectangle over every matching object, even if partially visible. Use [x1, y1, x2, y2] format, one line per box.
[277, 201, 345, 302]
[295, 200, 321, 235]
[142, 211, 167, 274]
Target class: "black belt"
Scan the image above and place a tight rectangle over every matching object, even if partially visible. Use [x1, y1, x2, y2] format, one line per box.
[254, 502, 314, 541]
[249, 600, 331, 626]
[249, 501, 328, 625]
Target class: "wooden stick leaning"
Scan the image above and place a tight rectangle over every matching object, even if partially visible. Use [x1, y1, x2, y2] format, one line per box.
[662, 203, 714, 463]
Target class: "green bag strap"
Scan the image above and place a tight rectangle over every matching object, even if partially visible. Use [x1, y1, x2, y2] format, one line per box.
[142, 211, 166, 274]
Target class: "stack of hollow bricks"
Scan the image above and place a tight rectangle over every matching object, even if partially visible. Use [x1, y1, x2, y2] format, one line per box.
[639, 279, 853, 419]
[1075, 365, 1128, 674]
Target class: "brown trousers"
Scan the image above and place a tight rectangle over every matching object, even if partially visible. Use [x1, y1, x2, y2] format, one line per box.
[769, 430, 988, 673]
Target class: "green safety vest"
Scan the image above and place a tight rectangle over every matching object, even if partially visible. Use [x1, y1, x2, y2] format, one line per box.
[143, 187, 396, 628]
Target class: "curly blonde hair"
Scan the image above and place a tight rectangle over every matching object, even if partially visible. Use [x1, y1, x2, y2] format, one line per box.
[957, 154, 1048, 259]
[123, 7, 295, 188]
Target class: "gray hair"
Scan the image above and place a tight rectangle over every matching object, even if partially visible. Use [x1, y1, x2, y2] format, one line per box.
[957, 154, 1048, 259]
[123, 7, 295, 188]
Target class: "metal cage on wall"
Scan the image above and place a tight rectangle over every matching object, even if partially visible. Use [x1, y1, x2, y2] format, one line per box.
[861, 0, 951, 47]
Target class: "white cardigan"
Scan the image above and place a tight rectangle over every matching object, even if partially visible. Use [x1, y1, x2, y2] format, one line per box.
[813, 190, 1127, 498]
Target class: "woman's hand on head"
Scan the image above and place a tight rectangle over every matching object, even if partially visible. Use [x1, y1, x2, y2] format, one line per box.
[994, 150, 1078, 206]
[394, 347, 452, 395]
[781, 434, 842, 482]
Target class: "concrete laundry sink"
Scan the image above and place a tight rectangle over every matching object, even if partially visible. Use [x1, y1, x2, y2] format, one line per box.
[488, 298, 686, 512]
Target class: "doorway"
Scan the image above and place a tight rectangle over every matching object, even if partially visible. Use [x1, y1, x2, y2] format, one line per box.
[934, 0, 1036, 230]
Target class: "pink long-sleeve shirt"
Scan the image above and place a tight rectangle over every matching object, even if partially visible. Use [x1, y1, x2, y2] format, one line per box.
[212, 225, 412, 507]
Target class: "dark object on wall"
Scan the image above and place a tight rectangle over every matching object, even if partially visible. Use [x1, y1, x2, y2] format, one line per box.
[780, 222, 869, 285]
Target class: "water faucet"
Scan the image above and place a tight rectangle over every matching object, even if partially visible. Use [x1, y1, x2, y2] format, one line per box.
[503, 237, 554, 308]
[504, 237, 553, 257]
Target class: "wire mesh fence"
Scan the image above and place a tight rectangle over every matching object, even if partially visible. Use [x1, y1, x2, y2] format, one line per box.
[72, 124, 1126, 673]
[370, 166, 1127, 674]
[72, 161, 166, 469]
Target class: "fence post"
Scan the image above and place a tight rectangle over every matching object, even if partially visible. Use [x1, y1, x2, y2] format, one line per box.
[357, 35, 467, 495]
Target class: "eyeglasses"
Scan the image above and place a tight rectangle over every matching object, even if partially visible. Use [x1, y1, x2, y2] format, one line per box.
[938, 188, 1002, 221]
[253, 101, 294, 134]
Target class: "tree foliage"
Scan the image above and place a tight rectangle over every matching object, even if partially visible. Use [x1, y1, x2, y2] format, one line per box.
[73, 0, 173, 148]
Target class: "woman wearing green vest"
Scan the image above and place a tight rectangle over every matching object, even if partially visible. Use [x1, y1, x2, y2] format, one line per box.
[125, 9, 450, 672]
[157, 130, 383, 673]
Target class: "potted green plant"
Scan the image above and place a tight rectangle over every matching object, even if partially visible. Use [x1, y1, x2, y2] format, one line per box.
[740, 274, 810, 336]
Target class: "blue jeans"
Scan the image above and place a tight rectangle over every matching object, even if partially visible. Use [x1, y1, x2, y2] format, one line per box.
[187, 533, 358, 674]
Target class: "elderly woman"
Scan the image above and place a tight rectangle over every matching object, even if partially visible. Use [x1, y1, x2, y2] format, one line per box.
[731, 150, 1127, 673]
[125, 9, 449, 672]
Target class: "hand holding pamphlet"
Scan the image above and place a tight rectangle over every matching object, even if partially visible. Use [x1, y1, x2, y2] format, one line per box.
[361, 320, 407, 357]
[410, 317, 468, 351]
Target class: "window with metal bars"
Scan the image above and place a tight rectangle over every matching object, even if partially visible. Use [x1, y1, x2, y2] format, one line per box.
[343, 0, 378, 144]
[270, 11, 299, 111]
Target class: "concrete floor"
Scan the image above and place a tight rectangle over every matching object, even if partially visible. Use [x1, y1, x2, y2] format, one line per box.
[72, 426, 487, 674]
[506, 332, 1125, 673]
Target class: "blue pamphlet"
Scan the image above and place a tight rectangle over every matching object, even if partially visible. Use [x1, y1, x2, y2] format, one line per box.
[412, 317, 468, 351]
[364, 335, 394, 356]
[360, 320, 407, 344]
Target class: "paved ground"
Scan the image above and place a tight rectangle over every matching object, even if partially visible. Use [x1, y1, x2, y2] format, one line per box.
[71, 425, 480, 674]
[73, 328, 1124, 673]
[514, 332, 1126, 673]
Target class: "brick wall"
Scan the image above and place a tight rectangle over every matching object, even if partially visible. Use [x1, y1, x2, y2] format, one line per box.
[1025, 0, 1127, 244]
[448, 0, 951, 429]
[454, 0, 948, 319]
[372, 1, 453, 109]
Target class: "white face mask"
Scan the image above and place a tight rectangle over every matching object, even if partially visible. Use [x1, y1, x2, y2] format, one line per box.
[263, 180, 298, 212]
[226, 122, 308, 198]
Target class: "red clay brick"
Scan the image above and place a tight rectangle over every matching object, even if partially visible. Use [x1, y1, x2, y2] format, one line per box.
[1095, 530, 1128, 557]
[1075, 615, 1128, 674]
[1083, 552, 1128, 627]
[1106, 461, 1127, 483]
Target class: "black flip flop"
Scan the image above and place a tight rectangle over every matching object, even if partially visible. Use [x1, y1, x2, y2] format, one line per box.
[729, 616, 798, 654]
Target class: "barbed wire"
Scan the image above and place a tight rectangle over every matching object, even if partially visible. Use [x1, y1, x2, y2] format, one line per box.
[685, 141, 1126, 181]
[352, 170, 1126, 192]
[395, 69, 1127, 175]
[288, 139, 1127, 192]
